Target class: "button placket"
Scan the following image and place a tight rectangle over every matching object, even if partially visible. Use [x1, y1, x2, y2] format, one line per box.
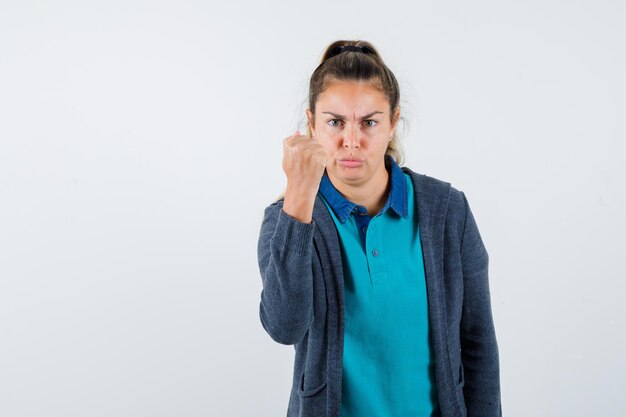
[365, 218, 388, 286]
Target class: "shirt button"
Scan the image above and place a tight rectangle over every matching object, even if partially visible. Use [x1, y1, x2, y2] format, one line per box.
[372, 249, 378, 257]
[363, 227, 367, 232]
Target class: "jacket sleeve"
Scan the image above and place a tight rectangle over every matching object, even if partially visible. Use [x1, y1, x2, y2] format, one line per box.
[459, 191, 502, 417]
[257, 202, 315, 345]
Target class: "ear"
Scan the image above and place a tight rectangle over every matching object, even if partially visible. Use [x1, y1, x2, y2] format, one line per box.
[390, 108, 400, 137]
[305, 108, 315, 137]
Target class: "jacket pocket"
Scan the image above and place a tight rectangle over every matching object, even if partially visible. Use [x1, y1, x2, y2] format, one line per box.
[457, 364, 465, 388]
[455, 365, 467, 417]
[297, 372, 328, 417]
[298, 371, 328, 397]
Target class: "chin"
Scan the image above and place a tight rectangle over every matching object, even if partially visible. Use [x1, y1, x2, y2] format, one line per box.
[334, 170, 365, 183]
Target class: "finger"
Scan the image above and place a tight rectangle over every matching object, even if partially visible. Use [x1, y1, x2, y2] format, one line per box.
[284, 129, 301, 141]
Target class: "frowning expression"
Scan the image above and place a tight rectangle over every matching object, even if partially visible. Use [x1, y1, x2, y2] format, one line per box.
[306, 79, 399, 189]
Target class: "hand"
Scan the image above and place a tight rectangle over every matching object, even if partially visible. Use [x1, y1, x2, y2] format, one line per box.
[282, 130, 329, 197]
[281, 130, 329, 223]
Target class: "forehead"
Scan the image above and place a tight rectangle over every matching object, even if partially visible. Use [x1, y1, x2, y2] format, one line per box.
[317, 79, 388, 111]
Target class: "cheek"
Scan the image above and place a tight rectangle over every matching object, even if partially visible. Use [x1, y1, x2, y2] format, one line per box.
[318, 124, 337, 137]
[314, 138, 337, 155]
[316, 132, 342, 148]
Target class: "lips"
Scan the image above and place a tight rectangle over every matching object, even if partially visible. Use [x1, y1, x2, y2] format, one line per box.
[338, 158, 364, 168]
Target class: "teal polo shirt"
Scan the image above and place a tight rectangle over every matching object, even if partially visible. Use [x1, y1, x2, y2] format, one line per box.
[319, 155, 439, 417]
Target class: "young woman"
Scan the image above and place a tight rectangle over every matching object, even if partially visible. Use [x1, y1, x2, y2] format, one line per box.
[257, 40, 502, 417]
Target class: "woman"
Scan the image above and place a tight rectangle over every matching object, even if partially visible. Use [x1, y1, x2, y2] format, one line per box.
[257, 40, 502, 417]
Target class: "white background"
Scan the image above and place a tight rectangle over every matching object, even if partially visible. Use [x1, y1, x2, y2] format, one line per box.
[1, 1, 624, 416]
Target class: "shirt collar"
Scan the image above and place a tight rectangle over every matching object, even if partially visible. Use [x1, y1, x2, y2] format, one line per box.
[318, 154, 408, 223]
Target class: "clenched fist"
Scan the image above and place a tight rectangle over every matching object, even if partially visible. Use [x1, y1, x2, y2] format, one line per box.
[281, 130, 330, 223]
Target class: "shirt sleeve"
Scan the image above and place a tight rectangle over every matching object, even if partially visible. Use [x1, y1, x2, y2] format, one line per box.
[257, 203, 316, 345]
[459, 191, 503, 417]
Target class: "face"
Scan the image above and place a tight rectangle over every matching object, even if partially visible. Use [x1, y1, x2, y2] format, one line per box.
[306, 79, 399, 190]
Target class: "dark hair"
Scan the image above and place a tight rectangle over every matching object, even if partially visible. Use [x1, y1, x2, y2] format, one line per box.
[306, 40, 404, 165]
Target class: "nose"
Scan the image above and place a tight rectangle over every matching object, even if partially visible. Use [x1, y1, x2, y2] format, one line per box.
[343, 124, 359, 149]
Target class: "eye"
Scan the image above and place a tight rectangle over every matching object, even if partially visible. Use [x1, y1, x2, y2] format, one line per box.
[328, 119, 343, 127]
[363, 120, 378, 128]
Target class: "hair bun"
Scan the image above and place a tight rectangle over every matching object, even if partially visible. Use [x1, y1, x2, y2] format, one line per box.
[327, 44, 373, 60]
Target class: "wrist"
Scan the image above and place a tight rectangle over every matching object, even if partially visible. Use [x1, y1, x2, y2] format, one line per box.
[283, 187, 316, 223]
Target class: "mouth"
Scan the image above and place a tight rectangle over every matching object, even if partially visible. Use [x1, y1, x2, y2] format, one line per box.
[338, 158, 364, 168]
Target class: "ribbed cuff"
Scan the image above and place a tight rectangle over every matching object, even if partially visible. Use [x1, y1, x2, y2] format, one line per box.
[271, 208, 316, 256]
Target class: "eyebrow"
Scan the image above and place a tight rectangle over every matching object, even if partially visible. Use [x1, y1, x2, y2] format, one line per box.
[321, 111, 384, 120]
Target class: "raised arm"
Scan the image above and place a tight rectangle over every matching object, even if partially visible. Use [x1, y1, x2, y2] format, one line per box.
[257, 130, 329, 345]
